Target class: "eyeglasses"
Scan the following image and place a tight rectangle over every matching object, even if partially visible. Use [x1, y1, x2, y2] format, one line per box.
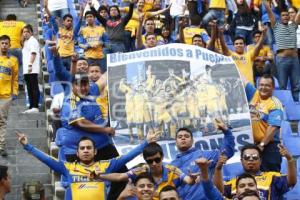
[146, 157, 162, 164]
[243, 154, 260, 161]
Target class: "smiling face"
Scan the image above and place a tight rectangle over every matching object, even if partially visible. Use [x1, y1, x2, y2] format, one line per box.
[258, 77, 274, 99]
[176, 130, 193, 152]
[234, 39, 245, 54]
[136, 178, 155, 200]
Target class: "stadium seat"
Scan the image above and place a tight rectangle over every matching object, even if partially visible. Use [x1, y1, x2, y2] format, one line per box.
[273, 90, 294, 106]
[284, 178, 300, 200]
[280, 157, 288, 174]
[282, 134, 300, 157]
[223, 162, 244, 181]
[285, 104, 300, 121]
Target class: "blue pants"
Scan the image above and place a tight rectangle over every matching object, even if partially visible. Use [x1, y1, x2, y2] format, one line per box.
[51, 8, 69, 19]
[260, 141, 282, 172]
[276, 56, 300, 101]
[202, 9, 225, 28]
[61, 56, 71, 71]
[235, 29, 253, 45]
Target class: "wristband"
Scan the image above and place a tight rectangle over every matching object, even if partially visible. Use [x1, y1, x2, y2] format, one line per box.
[288, 158, 295, 163]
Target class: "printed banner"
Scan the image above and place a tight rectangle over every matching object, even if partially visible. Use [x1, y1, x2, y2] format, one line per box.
[107, 44, 253, 168]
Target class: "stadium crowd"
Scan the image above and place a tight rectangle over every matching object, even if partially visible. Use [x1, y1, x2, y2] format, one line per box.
[1, 0, 300, 199]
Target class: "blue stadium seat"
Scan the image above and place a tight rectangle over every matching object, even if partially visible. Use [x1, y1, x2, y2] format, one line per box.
[273, 90, 294, 106]
[285, 104, 300, 121]
[284, 178, 300, 200]
[282, 134, 300, 157]
[281, 120, 292, 137]
[223, 162, 244, 181]
[280, 158, 288, 174]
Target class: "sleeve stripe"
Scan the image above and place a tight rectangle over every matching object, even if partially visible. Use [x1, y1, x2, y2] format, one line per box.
[69, 117, 85, 125]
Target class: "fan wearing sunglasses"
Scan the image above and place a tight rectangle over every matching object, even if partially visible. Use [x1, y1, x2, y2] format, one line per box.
[197, 157, 260, 200]
[223, 143, 297, 200]
[97, 142, 199, 200]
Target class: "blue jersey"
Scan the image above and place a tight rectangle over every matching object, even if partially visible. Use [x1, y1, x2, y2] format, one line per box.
[171, 129, 235, 200]
[24, 141, 149, 200]
[57, 92, 109, 154]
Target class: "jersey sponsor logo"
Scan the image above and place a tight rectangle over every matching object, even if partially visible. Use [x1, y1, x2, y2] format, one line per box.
[78, 184, 98, 189]
[0, 66, 12, 75]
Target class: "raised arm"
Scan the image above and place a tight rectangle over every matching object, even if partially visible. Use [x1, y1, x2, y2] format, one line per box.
[17, 132, 68, 176]
[213, 154, 228, 193]
[45, 0, 59, 34]
[89, 0, 107, 27]
[218, 28, 230, 56]
[147, 4, 171, 19]
[207, 21, 218, 52]
[122, 0, 135, 26]
[295, 9, 300, 25]
[215, 119, 235, 159]
[196, 158, 225, 200]
[106, 132, 157, 172]
[136, 14, 144, 49]
[278, 144, 297, 187]
[263, 0, 276, 28]
[252, 26, 267, 58]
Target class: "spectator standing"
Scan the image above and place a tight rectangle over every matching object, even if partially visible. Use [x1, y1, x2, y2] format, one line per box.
[0, 14, 25, 87]
[45, 0, 83, 71]
[202, 0, 227, 28]
[265, 0, 300, 101]
[0, 165, 11, 199]
[0, 35, 18, 157]
[230, 0, 257, 45]
[243, 74, 283, 172]
[79, 11, 106, 71]
[22, 24, 41, 114]
[219, 26, 266, 84]
[169, 0, 186, 40]
[90, 0, 135, 53]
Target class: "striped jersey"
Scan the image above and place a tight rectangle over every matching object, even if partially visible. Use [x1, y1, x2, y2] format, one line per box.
[273, 22, 297, 51]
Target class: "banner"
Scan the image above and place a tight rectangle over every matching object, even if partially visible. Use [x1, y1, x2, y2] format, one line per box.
[107, 44, 253, 168]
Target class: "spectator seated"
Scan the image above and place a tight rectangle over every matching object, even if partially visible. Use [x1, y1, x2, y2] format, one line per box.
[256, 76, 280, 89]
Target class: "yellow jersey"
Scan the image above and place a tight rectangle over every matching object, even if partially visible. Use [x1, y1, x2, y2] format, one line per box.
[247, 44, 273, 59]
[80, 26, 105, 59]
[143, 0, 154, 12]
[0, 20, 26, 48]
[229, 50, 255, 84]
[209, 0, 226, 9]
[0, 55, 18, 99]
[96, 86, 108, 120]
[291, 0, 300, 8]
[183, 27, 210, 45]
[249, 89, 283, 143]
[58, 27, 75, 57]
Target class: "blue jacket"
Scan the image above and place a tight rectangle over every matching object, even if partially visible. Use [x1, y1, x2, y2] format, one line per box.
[202, 180, 225, 200]
[171, 129, 235, 200]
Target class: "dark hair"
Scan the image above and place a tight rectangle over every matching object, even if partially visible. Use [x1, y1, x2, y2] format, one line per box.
[77, 137, 95, 148]
[238, 190, 259, 200]
[176, 127, 193, 139]
[0, 35, 11, 41]
[236, 173, 257, 189]
[159, 185, 178, 197]
[190, 16, 201, 26]
[192, 34, 203, 42]
[109, 5, 120, 17]
[240, 144, 262, 159]
[98, 5, 108, 13]
[77, 56, 88, 62]
[289, 6, 297, 13]
[63, 14, 73, 21]
[145, 18, 154, 24]
[233, 36, 245, 44]
[85, 11, 95, 18]
[252, 30, 262, 37]
[23, 24, 33, 34]
[6, 14, 17, 20]
[143, 143, 163, 160]
[145, 33, 156, 40]
[133, 172, 155, 186]
[260, 74, 275, 87]
[0, 165, 8, 181]
[280, 8, 289, 14]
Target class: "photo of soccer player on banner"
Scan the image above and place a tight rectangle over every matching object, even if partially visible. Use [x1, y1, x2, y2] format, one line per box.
[107, 44, 252, 165]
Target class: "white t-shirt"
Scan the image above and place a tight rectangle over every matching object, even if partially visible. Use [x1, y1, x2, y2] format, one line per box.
[48, 0, 68, 12]
[22, 36, 40, 75]
[169, 0, 186, 17]
[83, 0, 100, 16]
[50, 92, 65, 111]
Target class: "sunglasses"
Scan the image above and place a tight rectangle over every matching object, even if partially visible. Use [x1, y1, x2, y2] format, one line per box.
[243, 154, 260, 161]
[146, 157, 162, 164]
